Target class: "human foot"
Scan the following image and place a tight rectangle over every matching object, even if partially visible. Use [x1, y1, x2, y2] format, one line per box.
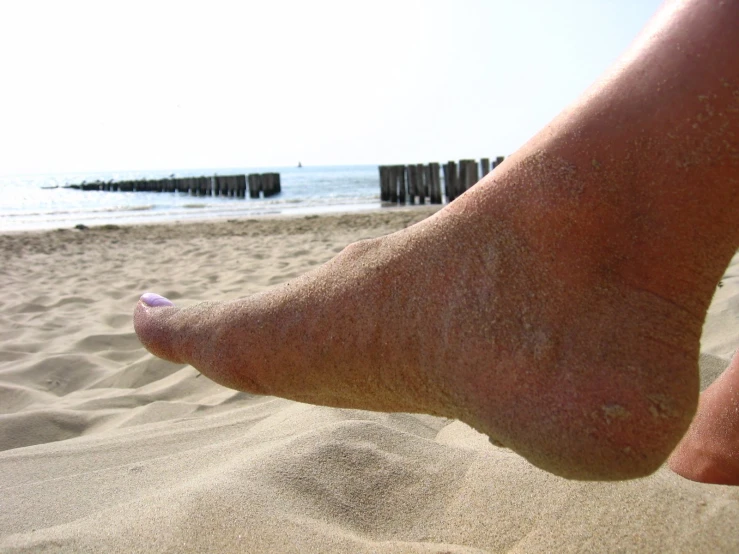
[668, 352, 739, 486]
[135, 0, 739, 480]
[134, 146, 718, 481]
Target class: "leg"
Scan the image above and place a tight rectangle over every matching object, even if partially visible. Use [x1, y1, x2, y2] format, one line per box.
[669, 352, 739, 485]
[135, 0, 739, 480]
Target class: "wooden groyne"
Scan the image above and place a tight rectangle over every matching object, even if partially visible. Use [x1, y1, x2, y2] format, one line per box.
[66, 173, 282, 199]
[379, 156, 504, 204]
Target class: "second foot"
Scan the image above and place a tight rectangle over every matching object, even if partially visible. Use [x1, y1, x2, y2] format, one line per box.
[669, 352, 739, 486]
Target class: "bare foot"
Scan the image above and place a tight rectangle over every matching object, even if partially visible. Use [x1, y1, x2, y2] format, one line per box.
[135, 0, 739, 480]
[668, 352, 739, 486]
[136, 169, 704, 480]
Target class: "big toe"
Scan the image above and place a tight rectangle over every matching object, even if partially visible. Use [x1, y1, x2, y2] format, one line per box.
[134, 293, 189, 364]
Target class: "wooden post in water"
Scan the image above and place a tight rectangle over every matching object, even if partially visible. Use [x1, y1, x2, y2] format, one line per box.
[493, 155, 505, 168]
[248, 174, 261, 198]
[481, 158, 490, 176]
[261, 174, 270, 197]
[387, 166, 397, 203]
[428, 163, 441, 204]
[443, 161, 457, 202]
[262, 173, 273, 197]
[458, 159, 477, 193]
[395, 166, 404, 204]
[236, 175, 246, 198]
[415, 164, 425, 204]
[416, 164, 426, 204]
[461, 161, 471, 192]
[397, 165, 406, 204]
[406, 165, 417, 204]
[415, 164, 424, 204]
[381, 166, 387, 201]
[425, 163, 432, 202]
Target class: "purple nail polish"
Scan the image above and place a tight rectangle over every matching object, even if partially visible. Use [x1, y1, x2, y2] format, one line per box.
[140, 292, 175, 308]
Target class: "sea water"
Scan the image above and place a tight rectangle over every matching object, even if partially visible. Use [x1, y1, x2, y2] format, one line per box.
[0, 165, 387, 231]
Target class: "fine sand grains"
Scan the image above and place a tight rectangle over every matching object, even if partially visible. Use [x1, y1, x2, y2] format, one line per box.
[1, 208, 738, 552]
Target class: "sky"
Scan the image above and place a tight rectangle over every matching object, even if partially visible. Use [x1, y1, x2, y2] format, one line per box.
[0, 0, 664, 176]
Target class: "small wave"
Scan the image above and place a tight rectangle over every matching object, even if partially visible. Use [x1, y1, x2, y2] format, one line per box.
[1, 204, 155, 218]
[183, 204, 207, 209]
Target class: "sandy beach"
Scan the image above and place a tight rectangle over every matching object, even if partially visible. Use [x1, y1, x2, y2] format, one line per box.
[1, 207, 738, 553]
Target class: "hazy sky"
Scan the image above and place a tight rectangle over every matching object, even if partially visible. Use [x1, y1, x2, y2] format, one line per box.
[0, 0, 663, 175]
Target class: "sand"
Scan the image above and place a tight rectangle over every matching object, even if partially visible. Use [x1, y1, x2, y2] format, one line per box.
[1, 207, 738, 553]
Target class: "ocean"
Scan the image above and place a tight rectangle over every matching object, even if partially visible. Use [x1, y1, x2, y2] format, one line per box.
[0, 165, 392, 232]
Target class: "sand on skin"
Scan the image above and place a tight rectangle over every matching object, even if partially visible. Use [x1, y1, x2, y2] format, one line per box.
[0, 208, 738, 553]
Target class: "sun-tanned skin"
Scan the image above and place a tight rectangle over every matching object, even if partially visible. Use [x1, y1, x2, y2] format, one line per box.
[669, 351, 739, 486]
[135, 0, 739, 480]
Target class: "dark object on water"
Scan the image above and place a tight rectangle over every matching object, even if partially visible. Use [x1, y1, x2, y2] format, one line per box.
[248, 173, 281, 198]
[75, 224, 89, 231]
[378, 156, 506, 205]
[298, 161, 302, 168]
[61, 173, 281, 199]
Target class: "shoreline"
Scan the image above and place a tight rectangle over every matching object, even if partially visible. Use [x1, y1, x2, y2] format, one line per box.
[0, 165, 387, 233]
[0, 204, 443, 238]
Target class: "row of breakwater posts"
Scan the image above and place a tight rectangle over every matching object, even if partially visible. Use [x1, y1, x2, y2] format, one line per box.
[65, 173, 282, 199]
[379, 156, 505, 204]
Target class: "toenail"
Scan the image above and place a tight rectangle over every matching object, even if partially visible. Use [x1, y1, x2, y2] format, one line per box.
[140, 292, 175, 308]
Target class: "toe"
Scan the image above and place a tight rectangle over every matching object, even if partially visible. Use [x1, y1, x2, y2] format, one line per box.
[133, 293, 187, 364]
